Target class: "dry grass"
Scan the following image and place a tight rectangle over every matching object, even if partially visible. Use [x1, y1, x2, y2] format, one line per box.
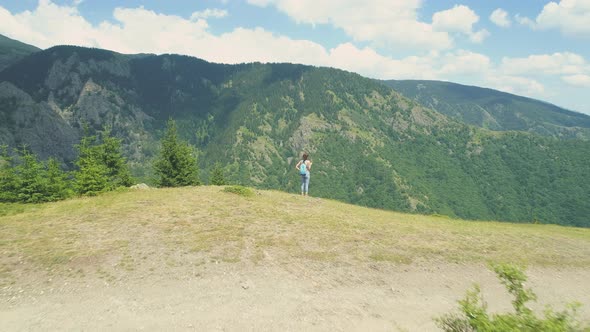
[1, 186, 590, 285]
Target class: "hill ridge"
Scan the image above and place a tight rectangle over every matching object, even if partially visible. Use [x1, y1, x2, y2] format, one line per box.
[383, 79, 590, 139]
[0, 34, 41, 72]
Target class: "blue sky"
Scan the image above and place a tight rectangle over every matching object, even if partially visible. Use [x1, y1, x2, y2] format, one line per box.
[1, 0, 589, 115]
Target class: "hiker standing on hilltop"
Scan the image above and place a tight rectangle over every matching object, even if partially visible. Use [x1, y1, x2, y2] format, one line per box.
[295, 153, 312, 196]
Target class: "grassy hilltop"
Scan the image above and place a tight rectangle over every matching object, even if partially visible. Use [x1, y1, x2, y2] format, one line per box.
[2, 186, 590, 286]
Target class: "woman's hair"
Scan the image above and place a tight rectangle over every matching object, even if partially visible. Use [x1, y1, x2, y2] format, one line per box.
[302, 153, 308, 161]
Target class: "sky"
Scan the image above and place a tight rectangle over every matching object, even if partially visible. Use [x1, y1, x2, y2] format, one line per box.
[0, 0, 589, 115]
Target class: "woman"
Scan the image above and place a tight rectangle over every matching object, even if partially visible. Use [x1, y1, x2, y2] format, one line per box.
[295, 153, 312, 196]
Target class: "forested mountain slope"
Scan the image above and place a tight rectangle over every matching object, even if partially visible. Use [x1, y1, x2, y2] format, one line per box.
[0, 34, 41, 72]
[0, 45, 589, 226]
[383, 79, 590, 140]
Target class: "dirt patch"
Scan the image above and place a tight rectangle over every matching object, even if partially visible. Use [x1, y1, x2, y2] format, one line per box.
[1, 260, 589, 331]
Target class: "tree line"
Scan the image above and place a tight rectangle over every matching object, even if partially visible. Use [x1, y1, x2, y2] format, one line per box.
[0, 119, 226, 204]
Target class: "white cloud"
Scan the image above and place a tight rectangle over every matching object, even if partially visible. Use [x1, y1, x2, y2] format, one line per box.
[190, 8, 228, 20]
[0, 0, 96, 49]
[438, 50, 491, 76]
[469, 29, 489, 43]
[518, 0, 590, 37]
[432, 5, 477, 34]
[247, 0, 453, 50]
[514, 14, 536, 29]
[500, 52, 588, 76]
[328, 43, 438, 80]
[490, 8, 511, 27]
[432, 5, 489, 43]
[486, 75, 545, 96]
[203, 28, 330, 65]
[95, 7, 210, 55]
[562, 74, 590, 87]
[247, 0, 273, 6]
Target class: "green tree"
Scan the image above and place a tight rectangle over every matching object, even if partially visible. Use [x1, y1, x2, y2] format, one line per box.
[0, 145, 18, 202]
[98, 127, 133, 187]
[45, 158, 72, 201]
[153, 119, 201, 187]
[14, 146, 46, 203]
[210, 162, 227, 185]
[0, 146, 72, 203]
[74, 131, 110, 196]
[74, 126, 134, 196]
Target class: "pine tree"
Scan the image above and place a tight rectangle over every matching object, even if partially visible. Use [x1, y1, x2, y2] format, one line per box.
[14, 146, 47, 203]
[75, 161, 109, 196]
[99, 128, 133, 187]
[0, 145, 18, 202]
[153, 119, 200, 187]
[74, 129, 110, 196]
[210, 162, 227, 185]
[45, 158, 72, 201]
[1, 146, 72, 203]
[74, 126, 134, 196]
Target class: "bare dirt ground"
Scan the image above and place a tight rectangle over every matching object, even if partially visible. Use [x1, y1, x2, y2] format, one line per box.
[1, 259, 589, 331]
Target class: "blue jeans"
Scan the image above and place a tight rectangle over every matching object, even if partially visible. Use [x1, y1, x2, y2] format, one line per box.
[301, 173, 310, 194]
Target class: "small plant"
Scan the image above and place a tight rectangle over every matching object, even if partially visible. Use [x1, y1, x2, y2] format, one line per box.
[0, 203, 28, 217]
[222, 185, 254, 197]
[436, 263, 588, 332]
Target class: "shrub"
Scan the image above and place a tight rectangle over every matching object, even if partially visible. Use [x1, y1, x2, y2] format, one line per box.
[436, 263, 588, 332]
[222, 185, 254, 197]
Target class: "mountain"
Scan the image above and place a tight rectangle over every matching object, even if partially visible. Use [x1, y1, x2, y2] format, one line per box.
[382, 79, 590, 140]
[0, 44, 589, 227]
[0, 34, 41, 72]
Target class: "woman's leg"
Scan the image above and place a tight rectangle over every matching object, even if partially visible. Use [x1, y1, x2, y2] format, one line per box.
[301, 175, 306, 195]
[304, 174, 310, 195]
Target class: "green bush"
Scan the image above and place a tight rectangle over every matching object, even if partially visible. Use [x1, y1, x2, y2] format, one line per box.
[436, 263, 588, 332]
[222, 185, 254, 197]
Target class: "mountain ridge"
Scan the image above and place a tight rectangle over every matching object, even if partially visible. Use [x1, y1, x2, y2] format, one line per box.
[382, 79, 590, 140]
[0, 34, 41, 72]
